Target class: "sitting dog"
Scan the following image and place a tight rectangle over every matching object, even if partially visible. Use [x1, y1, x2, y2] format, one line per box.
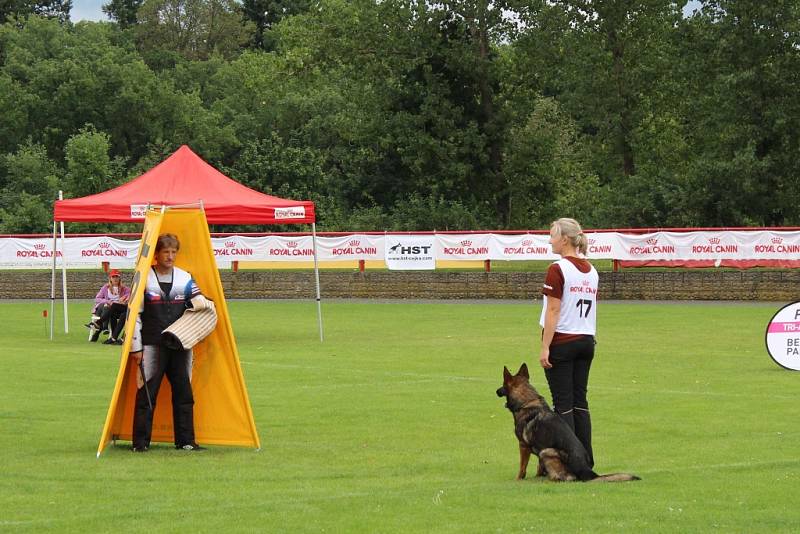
[496, 363, 640, 482]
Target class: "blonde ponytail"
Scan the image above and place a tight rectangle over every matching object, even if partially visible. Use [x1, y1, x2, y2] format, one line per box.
[551, 218, 588, 256]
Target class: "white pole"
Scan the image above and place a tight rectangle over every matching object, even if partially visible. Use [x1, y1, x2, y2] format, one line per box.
[50, 220, 56, 340]
[59, 191, 69, 333]
[311, 222, 324, 342]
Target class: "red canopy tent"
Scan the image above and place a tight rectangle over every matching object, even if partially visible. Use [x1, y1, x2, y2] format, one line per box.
[50, 145, 323, 338]
[54, 145, 315, 224]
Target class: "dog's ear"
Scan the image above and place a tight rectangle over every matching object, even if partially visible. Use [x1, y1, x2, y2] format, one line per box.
[518, 363, 529, 379]
[503, 366, 511, 382]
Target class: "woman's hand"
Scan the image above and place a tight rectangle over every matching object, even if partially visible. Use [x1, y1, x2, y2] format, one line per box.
[539, 347, 552, 369]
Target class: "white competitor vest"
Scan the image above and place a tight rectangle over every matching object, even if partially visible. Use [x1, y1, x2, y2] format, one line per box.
[539, 258, 599, 335]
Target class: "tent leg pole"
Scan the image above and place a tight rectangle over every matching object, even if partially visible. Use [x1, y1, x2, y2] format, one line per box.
[311, 223, 324, 342]
[59, 191, 69, 333]
[50, 221, 56, 340]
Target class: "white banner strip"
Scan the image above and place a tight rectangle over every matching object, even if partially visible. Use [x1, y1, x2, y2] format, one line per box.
[436, 233, 492, 260]
[2, 231, 799, 269]
[315, 234, 384, 261]
[489, 234, 556, 261]
[385, 235, 436, 270]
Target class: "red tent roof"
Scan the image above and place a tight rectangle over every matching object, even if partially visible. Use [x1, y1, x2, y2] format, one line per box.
[54, 145, 315, 224]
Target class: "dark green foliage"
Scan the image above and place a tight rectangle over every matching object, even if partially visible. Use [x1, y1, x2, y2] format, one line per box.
[0, 0, 71, 23]
[0, 1, 798, 234]
[135, 0, 255, 63]
[241, 0, 310, 50]
[678, 0, 800, 226]
[0, 140, 60, 232]
[102, 0, 142, 28]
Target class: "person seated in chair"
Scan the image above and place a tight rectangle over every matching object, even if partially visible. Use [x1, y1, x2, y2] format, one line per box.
[87, 269, 130, 344]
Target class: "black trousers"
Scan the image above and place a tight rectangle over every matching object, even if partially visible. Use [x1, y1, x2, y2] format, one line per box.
[133, 345, 195, 449]
[97, 303, 127, 339]
[544, 335, 595, 466]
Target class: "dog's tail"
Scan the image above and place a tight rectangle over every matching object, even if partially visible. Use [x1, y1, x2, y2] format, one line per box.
[590, 473, 641, 482]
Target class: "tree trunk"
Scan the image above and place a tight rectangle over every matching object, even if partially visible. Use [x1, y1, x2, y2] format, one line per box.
[474, 0, 508, 225]
[609, 29, 636, 176]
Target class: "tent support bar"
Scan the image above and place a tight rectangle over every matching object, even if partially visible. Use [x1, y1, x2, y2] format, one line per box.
[50, 220, 56, 340]
[311, 223, 324, 342]
[59, 191, 69, 333]
[146, 201, 204, 210]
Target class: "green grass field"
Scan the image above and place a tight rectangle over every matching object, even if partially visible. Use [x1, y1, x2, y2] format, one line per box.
[1, 299, 798, 532]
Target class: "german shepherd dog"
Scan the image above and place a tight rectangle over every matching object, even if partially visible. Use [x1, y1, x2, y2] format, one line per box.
[496, 363, 640, 482]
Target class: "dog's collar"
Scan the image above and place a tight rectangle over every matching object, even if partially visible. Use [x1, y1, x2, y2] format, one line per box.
[507, 399, 538, 414]
[518, 399, 545, 412]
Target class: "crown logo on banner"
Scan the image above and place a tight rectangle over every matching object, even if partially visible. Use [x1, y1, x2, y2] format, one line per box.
[522, 239, 533, 247]
[349, 239, 360, 247]
[287, 241, 298, 248]
[99, 242, 110, 249]
[587, 238, 596, 245]
[646, 237, 658, 246]
[708, 237, 720, 245]
[34, 243, 46, 250]
[772, 237, 783, 244]
[225, 241, 235, 247]
[460, 240, 472, 247]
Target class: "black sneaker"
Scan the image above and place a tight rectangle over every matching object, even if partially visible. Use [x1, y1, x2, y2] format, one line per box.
[114, 339, 124, 345]
[131, 446, 149, 453]
[176, 443, 206, 451]
[90, 331, 101, 342]
[103, 338, 116, 345]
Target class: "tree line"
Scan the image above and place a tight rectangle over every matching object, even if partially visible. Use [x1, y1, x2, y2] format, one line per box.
[1, 0, 798, 234]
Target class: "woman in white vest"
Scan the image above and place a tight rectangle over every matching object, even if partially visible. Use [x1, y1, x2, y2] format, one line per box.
[539, 218, 599, 466]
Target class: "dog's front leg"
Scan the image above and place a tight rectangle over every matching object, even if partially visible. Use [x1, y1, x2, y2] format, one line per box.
[517, 443, 532, 480]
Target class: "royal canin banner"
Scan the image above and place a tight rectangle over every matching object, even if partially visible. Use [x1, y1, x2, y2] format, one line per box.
[2, 231, 799, 269]
[437, 234, 493, 260]
[489, 234, 555, 260]
[213, 235, 263, 261]
[0, 237, 139, 268]
[613, 231, 800, 261]
[263, 236, 316, 261]
[315, 234, 384, 261]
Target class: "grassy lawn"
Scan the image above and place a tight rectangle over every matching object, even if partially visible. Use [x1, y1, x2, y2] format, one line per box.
[0, 299, 797, 532]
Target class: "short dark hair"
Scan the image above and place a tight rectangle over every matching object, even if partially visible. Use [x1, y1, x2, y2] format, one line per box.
[155, 233, 180, 252]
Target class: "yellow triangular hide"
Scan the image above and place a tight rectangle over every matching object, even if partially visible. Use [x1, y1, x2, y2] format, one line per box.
[97, 208, 260, 456]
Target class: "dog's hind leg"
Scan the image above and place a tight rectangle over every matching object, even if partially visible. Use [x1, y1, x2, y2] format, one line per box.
[539, 448, 577, 482]
[536, 458, 547, 477]
[517, 443, 532, 480]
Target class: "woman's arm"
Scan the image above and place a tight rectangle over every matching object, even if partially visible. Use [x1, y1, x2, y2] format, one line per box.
[539, 296, 561, 369]
[95, 285, 108, 306]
